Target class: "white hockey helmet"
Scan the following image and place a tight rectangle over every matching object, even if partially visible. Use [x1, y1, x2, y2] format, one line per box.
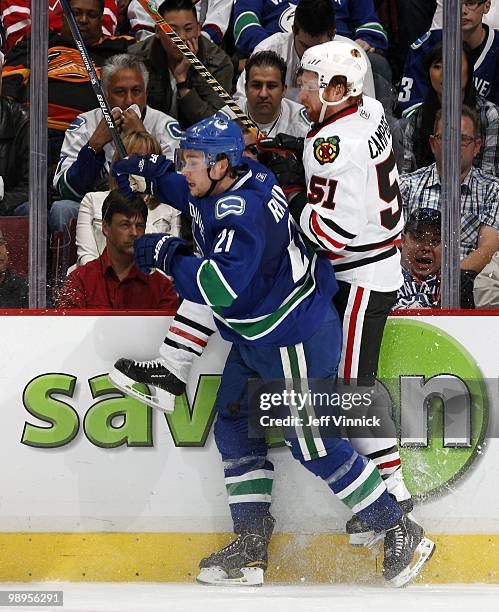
[300, 40, 368, 109]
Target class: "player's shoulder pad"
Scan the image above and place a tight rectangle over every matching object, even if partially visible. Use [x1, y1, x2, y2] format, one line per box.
[165, 120, 182, 140]
[67, 116, 86, 132]
[410, 30, 431, 50]
[215, 194, 246, 220]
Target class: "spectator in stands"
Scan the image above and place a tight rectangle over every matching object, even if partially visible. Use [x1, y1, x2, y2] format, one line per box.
[386, 0, 436, 83]
[0, 0, 119, 52]
[128, 0, 233, 45]
[395, 208, 441, 309]
[51, 54, 180, 233]
[432, 0, 499, 30]
[399, 0, 499, 116]
[233, 0, 299, 58]
[400, 106, 499, 307]
[226, 50, 310, 138]
[1, 0, 133, 166]
[402, 41, 499, 177]
[116, 0, 133, 35]
[235, 0, 376, 103]
[129, 0, 233, 128]
[73, 130, 181, 268]
[57, 190, 179, 309]
[474, 249, 499, 308]
[0, 228, 28, 308]
[0, 50, 30, 216]
[233, 1, 389, 66]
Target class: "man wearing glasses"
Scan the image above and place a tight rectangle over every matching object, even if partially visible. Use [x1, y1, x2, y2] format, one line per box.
[398, 0, 499, 116]
[399, 105, 499, 307]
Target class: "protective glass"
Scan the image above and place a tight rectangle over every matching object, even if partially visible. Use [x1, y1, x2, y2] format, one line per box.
[175, 148, 210, 172]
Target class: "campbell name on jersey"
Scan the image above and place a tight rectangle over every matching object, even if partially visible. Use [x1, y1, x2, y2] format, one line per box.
[300, 96, 404, 292]
[165, 158, 339, 347]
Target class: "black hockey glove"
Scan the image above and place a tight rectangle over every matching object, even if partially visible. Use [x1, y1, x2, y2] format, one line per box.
[257, 133, 305, 157]
[264, 154, 306, 197]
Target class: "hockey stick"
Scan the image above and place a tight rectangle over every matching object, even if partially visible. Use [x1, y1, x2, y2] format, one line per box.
[59, 0, 127, 158]
[137, 0, 262, 139]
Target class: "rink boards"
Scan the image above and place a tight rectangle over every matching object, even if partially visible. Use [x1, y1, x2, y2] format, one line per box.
[0, 310, 498, 583]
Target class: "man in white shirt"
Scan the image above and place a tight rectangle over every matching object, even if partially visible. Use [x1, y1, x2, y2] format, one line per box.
[51, 53, 180, 232]
[224, 50, 311, 138]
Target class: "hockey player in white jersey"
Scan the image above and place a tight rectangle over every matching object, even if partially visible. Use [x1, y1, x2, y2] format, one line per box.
[286, 39, 420, 546]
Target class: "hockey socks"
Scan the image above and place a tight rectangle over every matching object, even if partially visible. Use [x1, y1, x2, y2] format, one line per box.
[160, 302, 216, 383]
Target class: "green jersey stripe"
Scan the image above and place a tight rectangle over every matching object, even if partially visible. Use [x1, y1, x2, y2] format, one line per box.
[197, 260, 237, 308]
[342, 469, 383, 510]
[226, 478, 273, 497]
[58, 170, 83, 201]
[286, 345, 322, 460]
[234, 11, 260, 44]
[355, 22, 388, 41]
[213, 257, 317, 340]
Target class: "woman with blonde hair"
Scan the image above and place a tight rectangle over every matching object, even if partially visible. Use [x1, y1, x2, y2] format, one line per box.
[73, 131, 181, 268]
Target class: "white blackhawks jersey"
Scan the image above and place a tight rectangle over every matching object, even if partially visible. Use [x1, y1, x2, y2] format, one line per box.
[54, 105, 181, 191]
[221, 97, 311, 138]
[300, 96, 404, 292]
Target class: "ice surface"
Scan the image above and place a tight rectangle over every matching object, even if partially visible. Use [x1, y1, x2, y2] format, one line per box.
[2, 582, 499, 612]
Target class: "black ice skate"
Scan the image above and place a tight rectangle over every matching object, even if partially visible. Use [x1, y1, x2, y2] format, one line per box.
[346, 498, 414, 548]
[108, 358, 186, 413]
[196, 513, 275, 586]
[383, 514, 435, 587]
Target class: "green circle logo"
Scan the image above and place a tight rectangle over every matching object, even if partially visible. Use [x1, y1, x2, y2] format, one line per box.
[378, 319, 488, 500]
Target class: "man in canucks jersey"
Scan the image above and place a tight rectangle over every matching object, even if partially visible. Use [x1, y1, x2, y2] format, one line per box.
[109, 116, 431, 587]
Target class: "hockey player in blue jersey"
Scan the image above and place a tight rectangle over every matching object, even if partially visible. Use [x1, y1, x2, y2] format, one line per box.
[398, 0, 499, 116]
[109, 116, 433, 587]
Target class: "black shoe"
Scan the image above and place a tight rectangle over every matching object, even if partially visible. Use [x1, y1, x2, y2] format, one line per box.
[108, 357, 185, 413]
[346, 497, 414, 547]
[197, 513, 275, 586]
[383, 514, 435, 587]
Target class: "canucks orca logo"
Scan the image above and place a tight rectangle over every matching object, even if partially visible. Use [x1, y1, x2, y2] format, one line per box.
[313, 136, 340, 165]
[215, 196, 246, 219]
[67, 116, 86, 132]
[279, 5, 296, 33]
[166, 121, 182, 140]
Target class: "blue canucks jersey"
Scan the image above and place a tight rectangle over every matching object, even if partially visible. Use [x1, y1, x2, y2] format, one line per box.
[398, 26, 499, 116]
[157, 157, 339, 347]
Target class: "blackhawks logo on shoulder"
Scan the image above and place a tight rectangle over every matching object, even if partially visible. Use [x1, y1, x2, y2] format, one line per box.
[313, 136, 340, 165]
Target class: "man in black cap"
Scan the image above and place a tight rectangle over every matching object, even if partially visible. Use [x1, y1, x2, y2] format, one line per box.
[396, 208, 441, 309]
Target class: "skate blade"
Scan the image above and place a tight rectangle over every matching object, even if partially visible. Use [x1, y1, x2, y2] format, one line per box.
[196, 567, 264, 587]
[387, 537, 436, 588]
[108, 368, 176, 413]
[349, 530, 384, 548]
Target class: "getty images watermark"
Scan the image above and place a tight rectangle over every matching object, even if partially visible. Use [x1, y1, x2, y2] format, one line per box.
[258, 388, 379, 428]
[247, 376, 489, 444]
